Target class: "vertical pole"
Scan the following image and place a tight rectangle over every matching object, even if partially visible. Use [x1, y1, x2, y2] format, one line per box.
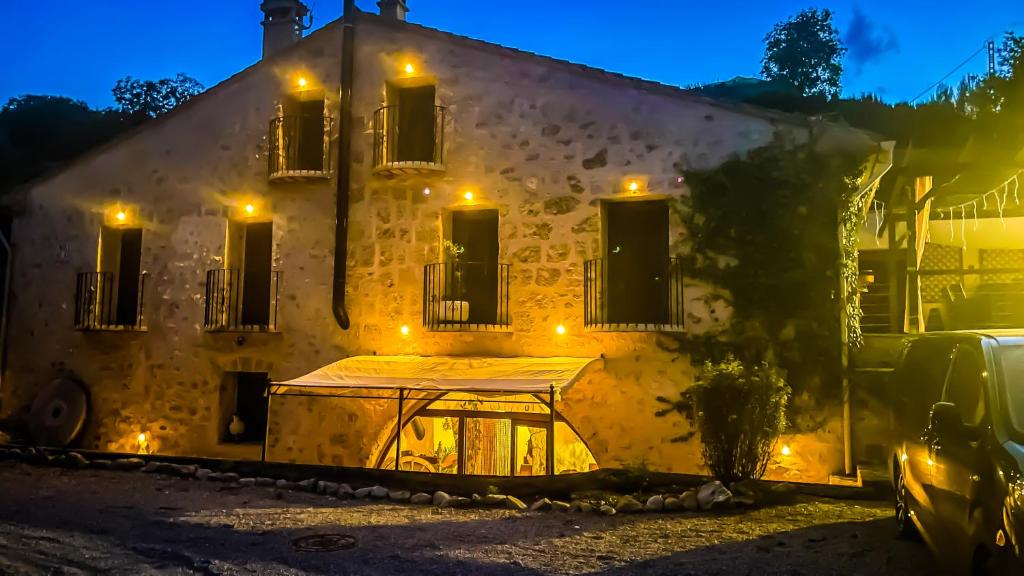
[0, 229, 11, 399]
[457, 415, 467, 475]
[395, 388, 404, 471]
[836, 206, 853, 477]
[261, 385, 272, 462]
[546, 384, 555, 477]
[887, 216, 900, 333]
[906, 188, 921, 334]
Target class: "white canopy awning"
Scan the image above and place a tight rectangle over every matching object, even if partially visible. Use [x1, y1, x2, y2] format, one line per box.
[274, 355, 603, 395]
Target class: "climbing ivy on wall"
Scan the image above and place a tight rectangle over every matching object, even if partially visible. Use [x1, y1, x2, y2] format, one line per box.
[663, 139, 866, 399]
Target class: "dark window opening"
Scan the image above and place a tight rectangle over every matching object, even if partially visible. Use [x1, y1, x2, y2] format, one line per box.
[241, 222, 273, 327]
[114, 228, 143, 326]
[449, 209, 499, 325]
[604, 200, 669, 324]
[86, 226, 144, 328]
[392, 84, 436, 163]
[273, 94, 327, 174]
[221, 372, 269, 443]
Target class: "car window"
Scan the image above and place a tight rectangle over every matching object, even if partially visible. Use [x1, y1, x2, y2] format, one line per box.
[893, 339, 955, 432]
[995, 346, 1024, 437]
[943, 347, 986, 427]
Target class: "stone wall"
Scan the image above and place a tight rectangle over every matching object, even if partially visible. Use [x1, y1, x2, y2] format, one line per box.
[2, 16, 846, 482]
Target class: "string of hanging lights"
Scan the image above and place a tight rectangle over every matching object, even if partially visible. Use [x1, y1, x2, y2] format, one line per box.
[865, 172, 1023, 251]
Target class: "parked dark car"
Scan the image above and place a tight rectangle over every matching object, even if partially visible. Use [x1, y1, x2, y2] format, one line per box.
[889, 331, 1024, 574]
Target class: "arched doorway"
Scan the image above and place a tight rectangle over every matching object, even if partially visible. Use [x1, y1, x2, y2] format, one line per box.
[373, 391, 598, 476]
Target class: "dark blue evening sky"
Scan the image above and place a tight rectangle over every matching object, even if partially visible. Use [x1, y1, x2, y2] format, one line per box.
[1, 1, 1020, 108]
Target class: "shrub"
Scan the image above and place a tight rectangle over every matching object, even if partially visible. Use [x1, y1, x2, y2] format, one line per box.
[665, 357, 790, 483]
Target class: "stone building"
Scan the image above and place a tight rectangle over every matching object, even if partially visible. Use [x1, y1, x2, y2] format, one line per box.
[0, 1, 889, 483]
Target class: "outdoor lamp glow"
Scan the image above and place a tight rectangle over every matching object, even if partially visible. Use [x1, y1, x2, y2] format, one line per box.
[400, 325, 410, 336]
[628, 180, 640, 192]
[463, 191, 474, 201]
[297, 77, 308, 88]
[404, 63, 415, 75]
[244, 203, 256, 216]
[115, 211, 127, 223]
[137, 432, 146, 444]
[423, 187, 431, 196]
[556, 324, 566, 335]
[780, 444, 792, 456]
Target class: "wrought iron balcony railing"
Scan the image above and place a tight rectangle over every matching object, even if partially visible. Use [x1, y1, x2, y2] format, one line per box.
[74, 271, 147, 331]
[372, 105, 446, 175]
[583, 257, 685, 331]
[268, 115, 334, 181]
[423, 261, 510, 331]
[204, 269, 281, 332]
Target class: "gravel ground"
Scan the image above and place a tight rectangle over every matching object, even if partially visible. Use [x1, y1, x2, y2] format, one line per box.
[0, 461, 937, 575]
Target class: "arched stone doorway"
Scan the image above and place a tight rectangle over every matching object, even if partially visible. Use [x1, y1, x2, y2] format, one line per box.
[371, 391, 598, 476]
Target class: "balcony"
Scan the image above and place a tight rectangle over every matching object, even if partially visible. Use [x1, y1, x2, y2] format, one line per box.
[583, 257, 685, 332]
[204, 269, 281, 332]
[423, 261, 510, 331]
[267, 115, 334, 181]
[74, 271, 147, 331]
[372, 105, 446, 175]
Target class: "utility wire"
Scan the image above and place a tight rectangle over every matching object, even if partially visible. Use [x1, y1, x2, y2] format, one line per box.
[909, 42, 989, 103]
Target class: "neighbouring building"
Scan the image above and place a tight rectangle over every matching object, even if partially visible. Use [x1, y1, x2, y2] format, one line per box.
[0, 1, 891, 483]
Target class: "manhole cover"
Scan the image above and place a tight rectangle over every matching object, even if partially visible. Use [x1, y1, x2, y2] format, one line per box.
[291, 533, 358, 552]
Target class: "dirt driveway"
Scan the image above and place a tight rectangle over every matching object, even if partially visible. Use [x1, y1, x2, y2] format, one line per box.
[0, 461, 936, 575]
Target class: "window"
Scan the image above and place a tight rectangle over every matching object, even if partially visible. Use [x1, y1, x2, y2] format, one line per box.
[207, 220, 277, 331]
[448, 209, 499, 325]
[284, 94, 327, 172]
[893, 339, 956, 432]
[943, 346, 986, 427]
[77, 226, 144, 329]
[391, 84, 436, 163]
[103, 226, 143, 326]
[604, 199, 671, 324]
[220, 372, 269, 443]
[374, 82, 444, 171]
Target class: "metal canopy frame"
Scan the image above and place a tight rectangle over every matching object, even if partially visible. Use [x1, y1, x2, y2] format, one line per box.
[261, 382, 559, 477]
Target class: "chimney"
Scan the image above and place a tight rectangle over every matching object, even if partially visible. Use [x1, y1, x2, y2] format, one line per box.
[378, 0, 409, 21]
[260, 0, 312, 58]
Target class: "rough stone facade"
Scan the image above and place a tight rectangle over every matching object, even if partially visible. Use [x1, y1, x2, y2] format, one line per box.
[1, 14, 847, 481]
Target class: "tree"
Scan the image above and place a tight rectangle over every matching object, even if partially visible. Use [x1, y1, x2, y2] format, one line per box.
[113, 73, 204, 118]
[0, 96, 127, 191]
[1, 74, 204, 192]
[762, 8, 846, 99]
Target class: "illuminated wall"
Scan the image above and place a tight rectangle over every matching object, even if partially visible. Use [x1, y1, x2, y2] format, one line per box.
[1, 15, 845, 482]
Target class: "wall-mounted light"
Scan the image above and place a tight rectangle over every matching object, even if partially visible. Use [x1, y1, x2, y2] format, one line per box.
[244, 203, 256, 216]
[555, 324, 566, 335]
[623, 176, 649, 195]
[423, 187, 431, 196]
[780, 444, 792, 457]
[137, 431, 149, 455]
[400, 324, 410, 336]
[297, 76, 308, 89]
[115, 211, 127, 223]
[463, 191, 474, 201]
[403, 63, 416, 75]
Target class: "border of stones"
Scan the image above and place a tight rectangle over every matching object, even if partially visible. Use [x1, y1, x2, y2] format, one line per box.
[0, 446, 782, 516]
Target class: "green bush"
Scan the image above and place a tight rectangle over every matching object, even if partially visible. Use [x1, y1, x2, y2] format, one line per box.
[683, 358, 790, 483]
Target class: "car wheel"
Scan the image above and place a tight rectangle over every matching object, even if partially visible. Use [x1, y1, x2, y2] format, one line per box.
[895, 467, 919, 539]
